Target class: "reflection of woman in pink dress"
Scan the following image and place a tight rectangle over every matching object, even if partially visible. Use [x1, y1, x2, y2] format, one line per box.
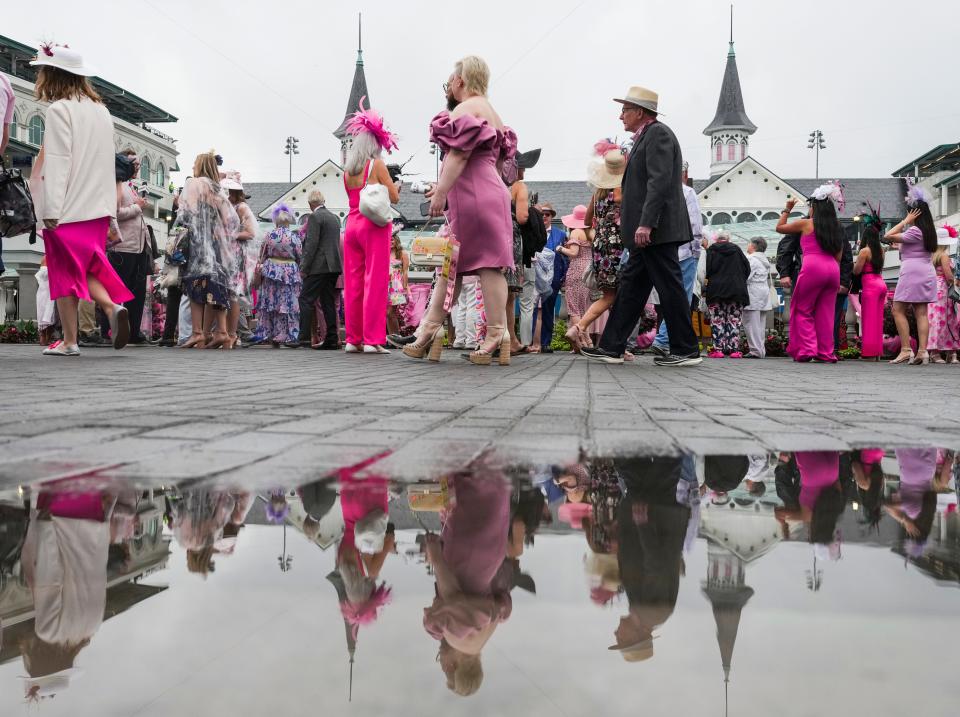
[406, 56, 518, 365]
[886, 448, 949, 549]
[794, 451, 844, 549]
[776, 185, 844, 362]
[423, 472, 512, 697]
[925, 230, 959, 363]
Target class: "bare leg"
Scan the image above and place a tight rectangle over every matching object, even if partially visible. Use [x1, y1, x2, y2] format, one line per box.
[86, 274, 117, 320]
[56, 296, 80, 346]
[914, 303, 930, 358]
[891, 301, 911, 354]
[387, 306, 400, 335]
[183, 300, 206, 348]
[406, 275, 461, 352]
[577, 289, 616, 332]
[531, 310, 542, 352]
[477, 269, 508, 353]
[227, 301, 241, 344]
[506, 290, 521, 351]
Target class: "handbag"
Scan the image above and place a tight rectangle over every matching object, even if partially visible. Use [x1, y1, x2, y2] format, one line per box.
[357, 162, 392, 226]
[0, 157, 37, 245]
[407, 478, 451, 512]
[949, 284, 960, 305]
[410, 218, 450, 267]
[582, 264, 598, 291]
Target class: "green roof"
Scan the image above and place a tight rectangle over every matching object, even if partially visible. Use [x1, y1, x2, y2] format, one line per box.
[934, 170, 960, 189]
[891, 143, 960, 177]
[0, 34, 177, 124]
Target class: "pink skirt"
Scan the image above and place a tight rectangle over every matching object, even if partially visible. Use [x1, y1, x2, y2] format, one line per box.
[43, 217, 134, 303]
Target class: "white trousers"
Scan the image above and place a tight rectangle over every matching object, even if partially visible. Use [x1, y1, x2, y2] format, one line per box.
[178, 295, 192, 343]
[519, 266, 537, 346]
[742, 309, 767, 358]
[453, 279, 479, 348]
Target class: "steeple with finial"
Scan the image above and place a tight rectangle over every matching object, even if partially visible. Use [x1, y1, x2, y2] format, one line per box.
[334, 13, 370, 164]
[704, 4, 757, 177]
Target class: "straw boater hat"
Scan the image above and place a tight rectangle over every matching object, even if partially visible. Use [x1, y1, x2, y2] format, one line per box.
[613, 86, 660, 115]
[539, 202, 557, 217]
[588, 150, 627, 190]
[30, 43, 97, 77]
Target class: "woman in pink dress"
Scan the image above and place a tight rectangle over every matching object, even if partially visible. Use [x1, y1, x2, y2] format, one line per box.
[406, 56, 518, 366]
[775, 184, 844, 363]
[852, 213, 887, 360]
[557, 205, 595, 353]
[29, 46, 133, 356]
[341, 100, 400, 354]
[925, 229, 959, 363]
[885, 186, 938, 364]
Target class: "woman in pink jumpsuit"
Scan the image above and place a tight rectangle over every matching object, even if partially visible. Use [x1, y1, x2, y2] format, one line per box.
[776, 187, 844, 362]
[852, 217, 886, 360]
[341, 100, 400, 353]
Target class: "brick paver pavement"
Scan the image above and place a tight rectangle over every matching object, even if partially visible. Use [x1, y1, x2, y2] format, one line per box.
[1, 344, 958, 486]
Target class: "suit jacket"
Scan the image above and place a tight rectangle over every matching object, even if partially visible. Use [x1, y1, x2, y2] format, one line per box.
[775, 233, 802, 285]
[300, 206, 342, 275]
[621, 121, 693, 250]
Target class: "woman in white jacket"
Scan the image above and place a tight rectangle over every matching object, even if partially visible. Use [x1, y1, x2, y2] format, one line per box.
[29, 45, 132, 356]
[743, 237, 774, 358]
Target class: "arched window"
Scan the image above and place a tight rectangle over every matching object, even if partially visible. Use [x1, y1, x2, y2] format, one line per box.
[712, 212, 732, 225]
[761, 212, 781, 221]
[727, 140, 736, 161]
[28, 115, 44, 145]
[736, 214, 757, 223]
[715, 142, 722, 163]
[9, 112, 18, 140]
[154, 162, 165, 186]
[741, 140, 748, 160]
[140, 157, 151, 183]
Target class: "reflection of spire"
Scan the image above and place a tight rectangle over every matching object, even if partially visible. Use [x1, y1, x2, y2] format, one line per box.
[277, 524, 293, 572]
[327, 571, 358, 702]
[701, 544, 754, 711]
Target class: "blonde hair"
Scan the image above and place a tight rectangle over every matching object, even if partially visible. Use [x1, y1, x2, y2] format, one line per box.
[454, 56, 490, 97]
[193, 151, 220, 185]
[307, 190, 325, 206]
[450, 654, 483, 697]
[34, 66, 101, 103]
[391, 233, 403, 259]
[932, 247, 949, 268]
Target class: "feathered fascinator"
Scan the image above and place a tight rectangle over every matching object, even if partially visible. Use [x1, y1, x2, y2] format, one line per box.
[271, 203, 294, 222]
[593, 139, 622, 157]
[340, 583, 392, 628]
[861, 201, 882, 229]
[905, 180, 933, 208]
[345, 96, 399, 153]
[810, 180, 846, 212]
[944, 224, 959, 239]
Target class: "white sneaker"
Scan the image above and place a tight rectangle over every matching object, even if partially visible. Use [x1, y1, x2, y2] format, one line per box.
[43, 341, 80, 357]
[451, 341, 466, 349]
[363, 345, 391, 354]
[344, 343, 360, 353]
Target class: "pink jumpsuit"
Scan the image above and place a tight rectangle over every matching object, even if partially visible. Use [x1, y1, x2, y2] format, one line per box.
[787, 233, 840, 362]
[342, 161, 390, 347]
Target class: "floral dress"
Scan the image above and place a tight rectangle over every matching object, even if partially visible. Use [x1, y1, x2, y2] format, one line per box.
[252, 227, 303, 344]
[389, 255, 408, 306]
[927, 265, 960, 351]
[562, 234, 595, 319]
[592, 191, 623, 291]
[176, 177, 240, 308]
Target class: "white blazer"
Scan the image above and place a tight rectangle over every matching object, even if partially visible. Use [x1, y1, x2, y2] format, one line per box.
[31, 97, 116, 226]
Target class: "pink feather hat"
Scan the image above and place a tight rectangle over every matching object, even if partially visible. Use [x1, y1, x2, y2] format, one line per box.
[345, 96, 399, 153]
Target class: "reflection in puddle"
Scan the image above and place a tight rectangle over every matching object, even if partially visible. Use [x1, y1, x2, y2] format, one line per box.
[0, 449, 957, 715]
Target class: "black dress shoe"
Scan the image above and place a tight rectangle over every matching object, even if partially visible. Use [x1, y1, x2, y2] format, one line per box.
[540, 347, 555, 354]
[159, 338, 176, 347]
[298, 341, 313, 348]
[313, 341, 341, 350]
[284, 341, 301, 348]
[580, 347, 624, 365]
[653, 352, 703, 367]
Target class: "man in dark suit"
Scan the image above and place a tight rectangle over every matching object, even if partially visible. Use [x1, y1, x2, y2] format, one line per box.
[581, 87, 702, 367]
[299, 191, 343, 349]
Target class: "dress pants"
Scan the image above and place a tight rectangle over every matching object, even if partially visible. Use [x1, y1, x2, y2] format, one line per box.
[653, 255, 698, 350]
[162, 285, 182, 342]
[538, 292, 558, 349]
[742, 309, 767, 357]
[78, 300, 97, 335]
[343, 224, 389, 346]
[453, 279, 479, 348]
[599, 242, 698, 357]
[99, 250, 147, 340]
[519, 266, 537, 346]
[299, 272, 341, 344]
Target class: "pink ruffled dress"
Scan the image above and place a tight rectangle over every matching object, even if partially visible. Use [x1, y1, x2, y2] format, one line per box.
[429, 112, 517, 274]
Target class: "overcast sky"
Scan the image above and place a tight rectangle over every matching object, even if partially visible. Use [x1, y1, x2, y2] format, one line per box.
[7, 0, 960, 186]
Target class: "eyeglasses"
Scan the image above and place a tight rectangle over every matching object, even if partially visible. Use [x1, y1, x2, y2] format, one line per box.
[442, 82, 450, 93]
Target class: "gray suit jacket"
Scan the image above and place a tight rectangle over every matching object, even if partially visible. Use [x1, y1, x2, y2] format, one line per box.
[301, 206, 342, 275]
[620, 121, 693, 250]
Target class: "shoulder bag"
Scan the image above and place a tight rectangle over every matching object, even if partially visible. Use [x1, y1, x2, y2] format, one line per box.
[357, 161, 392, 227]
[410, 218, 450, 267]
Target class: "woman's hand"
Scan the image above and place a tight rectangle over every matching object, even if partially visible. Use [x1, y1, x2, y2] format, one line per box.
[785, 199, 797, 212]
[428, 187, 447, 218]
[905, 208, 921, 224]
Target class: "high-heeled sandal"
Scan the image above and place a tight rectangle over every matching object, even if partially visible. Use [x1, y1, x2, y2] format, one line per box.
[180, 333, 206, 349]
[225, 335, 239, 350]
[578, 326, 593, 348]
[402, 320, 445, 361]
[910, 351, 930, 365]
[204, 332, 230, 350]
[564, 324, 581, 352]
[889, 351, 914, 365]
[465, 326, 510, 365]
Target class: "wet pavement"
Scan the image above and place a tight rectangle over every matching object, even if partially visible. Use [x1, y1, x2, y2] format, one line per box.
[1, 447, 957, 716]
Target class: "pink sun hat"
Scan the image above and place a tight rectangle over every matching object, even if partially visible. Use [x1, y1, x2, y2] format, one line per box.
[562, 205, 589, 230]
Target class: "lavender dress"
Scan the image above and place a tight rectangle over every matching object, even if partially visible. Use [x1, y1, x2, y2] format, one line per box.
[430, 112, 518, 274]
[894, 227, 936, 303]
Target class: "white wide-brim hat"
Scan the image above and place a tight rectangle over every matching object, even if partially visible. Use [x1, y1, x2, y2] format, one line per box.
[587, 150, 626, 190]
[30, 44, 97, 77]
[20, 668, 83, 699]
[936, 228, 958, 248]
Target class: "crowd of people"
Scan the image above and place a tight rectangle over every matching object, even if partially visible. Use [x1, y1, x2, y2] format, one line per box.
[22, 45, 960, 365]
